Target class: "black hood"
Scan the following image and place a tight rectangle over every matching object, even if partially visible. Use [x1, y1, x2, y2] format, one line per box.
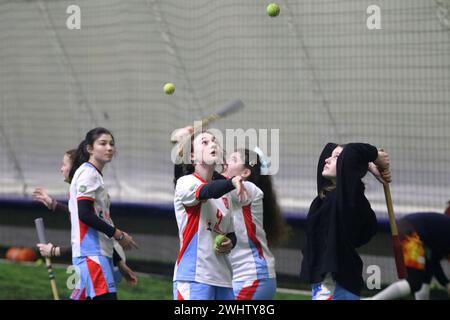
[316, 142, 338, 196]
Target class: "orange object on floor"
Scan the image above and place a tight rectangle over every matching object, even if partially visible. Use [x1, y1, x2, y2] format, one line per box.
[5, 247, 38, 262]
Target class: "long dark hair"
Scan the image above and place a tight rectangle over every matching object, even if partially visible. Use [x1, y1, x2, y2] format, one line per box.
[69, 127, 114, 181]
[239, 148, 290, 247]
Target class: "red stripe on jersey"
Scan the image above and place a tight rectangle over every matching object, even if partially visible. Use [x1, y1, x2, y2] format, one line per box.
[71, 288, 87, 300]
[236, 280, 260, 300]
[192, 173, 206, 183]
[242, 205, 264, 258]
[177, 290, 185, 300]
[79, 288, 86, 300]
[77, 196, 95, 201]
[195, 183, 206, 201]
[176, 203, 202, 265]
[86, 257, 109, 297]
[222, 197, 229, 209]
[79, 220, 89, 246]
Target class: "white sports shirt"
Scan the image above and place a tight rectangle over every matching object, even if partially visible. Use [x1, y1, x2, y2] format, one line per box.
[229, 181, 276, 281]
[173, 173, 234, 288]
[69, 162, 114, 258]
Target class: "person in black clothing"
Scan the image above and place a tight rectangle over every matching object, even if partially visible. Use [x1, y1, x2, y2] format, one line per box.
[369, 212, 450, 300]
[299, 142, 391, 300]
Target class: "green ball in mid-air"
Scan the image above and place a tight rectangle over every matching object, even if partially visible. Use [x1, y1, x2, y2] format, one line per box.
[214, 234, 226, 249]
[163, 82, 175, 94]
[267, 3, 280, 17]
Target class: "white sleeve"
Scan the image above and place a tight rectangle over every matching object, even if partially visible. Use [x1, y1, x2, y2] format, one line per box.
[175, 176, 205, 207]
[75, 169, 101, 200]
[230, 181, 263, 206]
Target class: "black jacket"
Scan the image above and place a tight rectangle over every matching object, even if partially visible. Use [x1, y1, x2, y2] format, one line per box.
[299, 143, 378, 296]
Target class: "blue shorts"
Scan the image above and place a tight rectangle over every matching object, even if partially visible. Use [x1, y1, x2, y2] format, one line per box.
[332, 283, 360, 300]
[173, 281, 235, 300]
[233, 278, 277, 300]
[312, 281, 360, 300]
[70, 263, 121, 300]
[72, 256, 117, 299]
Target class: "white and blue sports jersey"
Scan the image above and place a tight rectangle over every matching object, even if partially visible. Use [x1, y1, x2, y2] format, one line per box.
[69, 162, 114, 258]
[229, 181, 276, 282]
[173, 173, 234, 288]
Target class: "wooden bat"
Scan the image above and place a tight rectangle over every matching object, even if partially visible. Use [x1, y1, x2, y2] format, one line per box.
[171, 99, 245, 143]
[34, 218, 60, 300]
[383, 183, 408, 279]
[171, 99, 245, 157]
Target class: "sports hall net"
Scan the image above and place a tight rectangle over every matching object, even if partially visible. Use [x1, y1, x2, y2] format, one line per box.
[1, 0, 449, 216]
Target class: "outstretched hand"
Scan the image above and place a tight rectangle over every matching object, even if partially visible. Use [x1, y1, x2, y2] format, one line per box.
[170, 126, 194, 144]
[118, 261, 138, 286]
[32, 188, 53, 209]
[115, 229, 139, 251]
[232, 176, 248, 203]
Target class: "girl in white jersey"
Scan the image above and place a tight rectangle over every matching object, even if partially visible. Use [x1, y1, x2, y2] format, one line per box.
[173, 130, 247, 300]
[32, 148, 137, 300]
[172, 126, 289, 300]
[68, 127, 138, 300]
[222, 148, 289, 299]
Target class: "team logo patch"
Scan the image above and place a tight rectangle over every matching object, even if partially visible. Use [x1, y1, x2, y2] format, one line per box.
[79, 185, 87, 192]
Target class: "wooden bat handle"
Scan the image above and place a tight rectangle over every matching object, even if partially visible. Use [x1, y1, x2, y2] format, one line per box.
[194, 113, 220, 130]
[45, 257, 60, 300]
[383, 184, 398, 236]
[174, 114, 221, 157]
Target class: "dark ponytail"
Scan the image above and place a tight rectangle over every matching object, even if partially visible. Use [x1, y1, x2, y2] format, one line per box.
[69, 127, 114, 182]
[240, 149, 291, 248]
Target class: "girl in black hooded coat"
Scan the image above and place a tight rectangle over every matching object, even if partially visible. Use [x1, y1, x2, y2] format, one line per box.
[299, 143, 391, 300]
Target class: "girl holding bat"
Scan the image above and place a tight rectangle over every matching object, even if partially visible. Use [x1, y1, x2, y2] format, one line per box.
[68, 127, 138, 300]
[32, 148, 137, 300]
[299, 143, 391, 300]
[173, 130, 247, 300]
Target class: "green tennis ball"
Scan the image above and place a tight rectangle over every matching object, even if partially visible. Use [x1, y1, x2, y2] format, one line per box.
[35, 258, 44, 267]
[163, 82, 175, 94]
[214, 234, 226, 249]
[267, 3, 280, 17]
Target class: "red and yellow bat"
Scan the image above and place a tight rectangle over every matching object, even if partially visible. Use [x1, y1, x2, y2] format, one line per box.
[382, 184, 407, 279]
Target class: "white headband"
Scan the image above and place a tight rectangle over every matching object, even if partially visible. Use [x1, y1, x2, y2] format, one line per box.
[253, 146, 270, 175]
